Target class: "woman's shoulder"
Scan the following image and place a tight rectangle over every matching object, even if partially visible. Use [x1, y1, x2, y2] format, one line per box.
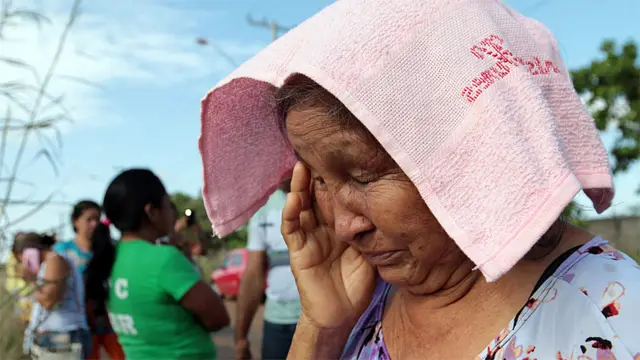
[143, 243, 194, 269]
[52, 240, 72, 252]
[483, 239, 639, 359]
[543, 239, 640, 355]
[560, 239, 640, 303]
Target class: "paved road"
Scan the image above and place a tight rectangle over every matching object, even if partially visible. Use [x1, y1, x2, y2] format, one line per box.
[212, 300, 264, 360]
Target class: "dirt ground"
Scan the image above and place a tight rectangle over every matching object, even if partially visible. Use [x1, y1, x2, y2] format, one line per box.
[212, 300, 264, 360]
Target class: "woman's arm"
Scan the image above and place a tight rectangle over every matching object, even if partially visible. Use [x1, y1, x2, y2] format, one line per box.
[180, 281, 230, 332]
[158, 247, 230, 332]
[33, 254, 69, 310]
[287, 316, 352, 360]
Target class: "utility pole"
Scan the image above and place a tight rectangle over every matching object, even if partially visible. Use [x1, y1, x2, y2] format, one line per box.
[246, 14, 292, 42]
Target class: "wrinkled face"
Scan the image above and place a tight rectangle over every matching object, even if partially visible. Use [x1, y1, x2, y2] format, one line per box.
[285, 108, 465, 287]
[74, 207, 100, 239]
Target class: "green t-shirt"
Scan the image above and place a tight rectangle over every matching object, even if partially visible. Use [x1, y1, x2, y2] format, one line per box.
[107, 240, 216, 360]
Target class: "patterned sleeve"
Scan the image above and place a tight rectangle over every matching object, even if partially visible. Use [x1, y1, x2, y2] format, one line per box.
[575, 248, 640, 358]
[603, 255, 640, 357]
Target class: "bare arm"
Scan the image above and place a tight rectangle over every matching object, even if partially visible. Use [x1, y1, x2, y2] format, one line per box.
[33, 254, 69, 310]
[180, 280, 230, 332]
[287, 316, 352, 360]
[234, 250, 267, 343]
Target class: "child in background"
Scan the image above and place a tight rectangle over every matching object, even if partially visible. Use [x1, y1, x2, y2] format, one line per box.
[4, 233, 35, 323]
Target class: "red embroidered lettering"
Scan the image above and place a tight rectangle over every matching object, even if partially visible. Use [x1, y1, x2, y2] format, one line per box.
[470, 45, 487, 59]
[526, 60, 538, 75]
[463, 34, 561, 103]
[545, 60, 559, 74]
[461, 86, 482, 102]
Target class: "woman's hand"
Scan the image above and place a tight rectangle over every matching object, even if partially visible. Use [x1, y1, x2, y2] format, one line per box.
[282, 162, 376, 332]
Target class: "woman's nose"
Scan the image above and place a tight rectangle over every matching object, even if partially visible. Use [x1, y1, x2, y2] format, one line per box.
[331, 191, 373, 242]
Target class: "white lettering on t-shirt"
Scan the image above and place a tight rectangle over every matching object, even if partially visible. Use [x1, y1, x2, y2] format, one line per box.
[114, 278, 129, 299]
[108, 312, 138, 335]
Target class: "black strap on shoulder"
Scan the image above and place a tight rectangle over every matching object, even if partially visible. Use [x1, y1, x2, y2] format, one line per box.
[513, 244, 583, 326]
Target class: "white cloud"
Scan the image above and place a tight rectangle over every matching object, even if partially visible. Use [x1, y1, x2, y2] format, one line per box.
[0, 0, 266, 235]
[0, 0, 264, 130]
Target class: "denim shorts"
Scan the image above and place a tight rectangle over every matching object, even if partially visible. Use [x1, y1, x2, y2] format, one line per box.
[262, 321, 297, 360]
[32, 328, 91, 359]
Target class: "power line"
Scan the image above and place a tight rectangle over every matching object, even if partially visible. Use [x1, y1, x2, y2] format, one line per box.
[196, 37, 238, 67]
[246, 14, 292, 42]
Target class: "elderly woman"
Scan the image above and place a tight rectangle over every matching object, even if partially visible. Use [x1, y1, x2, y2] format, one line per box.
[198, 0, 639, 359]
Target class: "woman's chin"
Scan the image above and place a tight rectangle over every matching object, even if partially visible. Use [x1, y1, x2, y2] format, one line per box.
[376, 262, 416, 287]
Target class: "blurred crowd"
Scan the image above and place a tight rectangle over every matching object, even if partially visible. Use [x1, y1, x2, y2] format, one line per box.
[5, 168, 229, 359]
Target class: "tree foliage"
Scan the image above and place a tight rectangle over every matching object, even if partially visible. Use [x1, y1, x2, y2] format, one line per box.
[571, 39, 640, 176]
[564, 39, 640, 225]
[170, 192, 248, 249]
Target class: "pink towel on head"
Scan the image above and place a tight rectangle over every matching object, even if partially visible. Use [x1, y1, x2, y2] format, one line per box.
[199, 0, 614, 281]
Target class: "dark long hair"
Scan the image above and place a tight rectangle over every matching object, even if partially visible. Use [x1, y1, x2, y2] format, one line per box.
[84, 168, 167, 306]
[71, 200, 100, 233]
[84, 222, 115, 306]
[103, 168, 167, 233]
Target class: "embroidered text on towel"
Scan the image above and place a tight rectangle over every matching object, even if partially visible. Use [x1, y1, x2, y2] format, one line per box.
[461, 34, 560, 103]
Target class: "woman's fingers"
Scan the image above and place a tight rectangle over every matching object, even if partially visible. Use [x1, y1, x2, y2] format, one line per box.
[290, 162, 317, 231]
[282, 162, 314, 252]
[290, 162, 311, 193]
[282, 192, 305, 252]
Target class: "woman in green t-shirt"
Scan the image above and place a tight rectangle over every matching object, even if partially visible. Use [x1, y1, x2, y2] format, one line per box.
[92, 168, 229, 359]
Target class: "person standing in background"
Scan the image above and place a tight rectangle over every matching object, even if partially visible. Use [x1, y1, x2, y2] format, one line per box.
[54, 200, 101, 274]
[53, 200, 109, 359]
[5, 232, 35, 324]
[170, 202, 205, 277]
[103, 168, 229, 359]
[13, 232, 90, 358]
[235, 181, 301, 360]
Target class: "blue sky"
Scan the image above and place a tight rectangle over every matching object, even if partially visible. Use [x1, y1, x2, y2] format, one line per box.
[2, 0, 640, 241]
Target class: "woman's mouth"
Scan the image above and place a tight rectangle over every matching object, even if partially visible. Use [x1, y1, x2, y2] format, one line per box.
[362, 251, 403, 266]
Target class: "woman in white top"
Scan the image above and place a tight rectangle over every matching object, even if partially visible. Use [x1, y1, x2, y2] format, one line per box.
[13, 232, 90, 359]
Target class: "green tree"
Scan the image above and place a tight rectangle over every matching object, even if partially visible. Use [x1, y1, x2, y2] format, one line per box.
[564, 39, 640, 226]
[171, 192, 211, 230]
[571, 39, 640, 178]
[562, 201, 588, 228]
[170, 192, 248, 249]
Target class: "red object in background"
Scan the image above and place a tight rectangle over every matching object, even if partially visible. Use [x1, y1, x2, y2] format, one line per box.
[196, 37, 209, 46]
[211, 248, 267, 298]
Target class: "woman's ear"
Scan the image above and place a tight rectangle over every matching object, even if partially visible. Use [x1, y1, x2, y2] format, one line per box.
[144, 203, 154, 223]
[144, 202, 163, 227]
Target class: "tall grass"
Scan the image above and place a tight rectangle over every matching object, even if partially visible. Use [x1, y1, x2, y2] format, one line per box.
[0, 0, 83, 240]
[0, 0, 83, 357]
[0, 267, 28, 360]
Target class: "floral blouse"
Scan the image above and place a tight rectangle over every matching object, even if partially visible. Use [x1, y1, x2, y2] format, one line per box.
[341, 237, 640, 359]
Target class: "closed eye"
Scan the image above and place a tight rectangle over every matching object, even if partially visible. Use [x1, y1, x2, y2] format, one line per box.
[350, 172, 376, 186]
[313, 176, 326, 187]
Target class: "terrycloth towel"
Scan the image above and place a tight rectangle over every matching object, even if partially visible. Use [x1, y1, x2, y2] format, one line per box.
[199, 0, 614, 281]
